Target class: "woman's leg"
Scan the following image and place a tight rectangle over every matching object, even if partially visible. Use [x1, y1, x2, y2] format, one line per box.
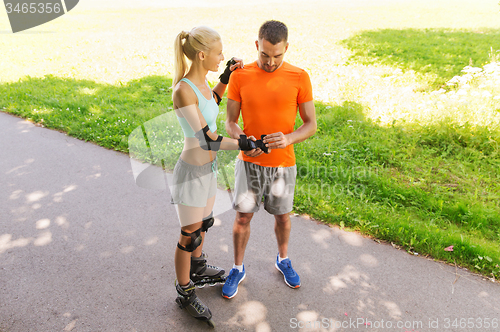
[175, 205, 204, 286]
[173, 205, 213, 325]
[192, 194, 216, 258]
[186, 195, 226, 286]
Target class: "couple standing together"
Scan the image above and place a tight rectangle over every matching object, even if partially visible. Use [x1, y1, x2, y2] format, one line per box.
[171, 20, 316, 325]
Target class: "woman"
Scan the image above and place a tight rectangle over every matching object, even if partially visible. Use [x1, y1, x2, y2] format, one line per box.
[171, 26, 268, 326]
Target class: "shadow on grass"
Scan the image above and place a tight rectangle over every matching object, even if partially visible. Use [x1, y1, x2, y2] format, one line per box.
[1, 75, 499, 278]
[342, 28, 500, 88]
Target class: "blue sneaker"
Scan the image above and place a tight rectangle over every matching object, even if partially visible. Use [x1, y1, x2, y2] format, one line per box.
[222, 266, 246, 299]
[275, 255, 301, 288]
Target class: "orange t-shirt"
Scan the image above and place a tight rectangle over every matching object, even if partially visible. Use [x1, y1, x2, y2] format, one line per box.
[227, 61, 313, 167]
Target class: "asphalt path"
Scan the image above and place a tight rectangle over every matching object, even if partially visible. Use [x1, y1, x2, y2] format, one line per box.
[1, 111, 499, 332]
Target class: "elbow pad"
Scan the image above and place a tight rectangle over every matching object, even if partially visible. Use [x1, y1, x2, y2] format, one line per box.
[194, 125, 223, 151]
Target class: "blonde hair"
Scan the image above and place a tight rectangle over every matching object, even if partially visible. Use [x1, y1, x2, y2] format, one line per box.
[173, 26, 221, 87]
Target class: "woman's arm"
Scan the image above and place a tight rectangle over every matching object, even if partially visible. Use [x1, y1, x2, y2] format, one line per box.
[212, 58, 244, 103]
[174, 82, 256, 151]
[174, 84, 208, 134]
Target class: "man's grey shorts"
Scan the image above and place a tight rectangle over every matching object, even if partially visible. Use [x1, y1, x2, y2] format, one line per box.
[170, 157, 217, 208]
[232, 159, 297, 215]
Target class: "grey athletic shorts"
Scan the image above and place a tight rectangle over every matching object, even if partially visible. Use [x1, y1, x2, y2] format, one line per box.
[170, 157, 217, 208]
[232, 159, 297, 215]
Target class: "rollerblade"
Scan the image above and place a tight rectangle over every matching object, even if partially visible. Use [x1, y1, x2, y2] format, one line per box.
[175, 280, 215, 328]
[191, 252, 226, 288]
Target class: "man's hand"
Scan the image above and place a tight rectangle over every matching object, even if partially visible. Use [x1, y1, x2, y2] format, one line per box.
[243, 136, 264, 157]
[263, 132, 290, 149]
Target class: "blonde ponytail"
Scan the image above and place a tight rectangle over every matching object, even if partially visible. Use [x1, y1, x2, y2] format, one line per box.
[173, 31, 189, 87]
[172, 26, 221, 87]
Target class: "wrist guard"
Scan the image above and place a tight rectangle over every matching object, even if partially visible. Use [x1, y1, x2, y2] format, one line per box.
[238, 135, 256, 151]
[219, 58, 237, 85]
[238, 134, 269, 153]
[256, 135, 269, 153]
[194, 125, 223, 151]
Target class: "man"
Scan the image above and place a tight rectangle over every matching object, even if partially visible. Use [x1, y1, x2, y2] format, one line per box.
[222, 20, 317, 299]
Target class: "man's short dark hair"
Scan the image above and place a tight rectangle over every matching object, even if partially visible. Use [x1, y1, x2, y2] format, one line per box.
[258, 20, 288, 45]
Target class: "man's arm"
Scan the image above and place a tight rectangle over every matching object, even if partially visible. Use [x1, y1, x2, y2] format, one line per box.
[225, 98, 244, 139]
[226, 98, 263, 157]
[263, 100, 317, 149]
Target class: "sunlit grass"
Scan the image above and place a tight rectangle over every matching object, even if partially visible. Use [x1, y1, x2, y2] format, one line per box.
[1, 75, 173, 151]
[342, 28, 500, 88]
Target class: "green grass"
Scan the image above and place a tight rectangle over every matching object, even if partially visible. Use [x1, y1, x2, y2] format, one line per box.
[1, 0, 500, 280]
[293, 102, 500, 278]
[342, 28, 500, 89]
[1, 75, 173, 152]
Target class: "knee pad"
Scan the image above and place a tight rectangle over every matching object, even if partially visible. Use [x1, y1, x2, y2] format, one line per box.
[177, 227, 202, 252]
[201, 213, 214, 233]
